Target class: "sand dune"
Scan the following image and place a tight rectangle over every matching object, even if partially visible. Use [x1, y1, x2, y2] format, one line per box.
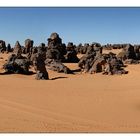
[0, 52, 140, 132]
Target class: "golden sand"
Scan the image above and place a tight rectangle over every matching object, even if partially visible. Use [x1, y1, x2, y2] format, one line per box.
[0, 50, 140, 132]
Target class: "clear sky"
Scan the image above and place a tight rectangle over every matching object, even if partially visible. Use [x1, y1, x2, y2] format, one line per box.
[1, 7, 140, 47]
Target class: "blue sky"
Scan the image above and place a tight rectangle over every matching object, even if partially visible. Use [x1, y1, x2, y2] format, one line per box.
[0, 7, 140, 47]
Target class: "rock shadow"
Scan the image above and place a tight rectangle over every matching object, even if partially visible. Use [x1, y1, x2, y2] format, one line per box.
[51, 76, 68, 80]
[0, 71, 35, 75]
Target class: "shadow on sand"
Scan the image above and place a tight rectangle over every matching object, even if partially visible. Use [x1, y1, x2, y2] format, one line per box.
[51, 76, 68, 80]
[0, 71, 35, 75]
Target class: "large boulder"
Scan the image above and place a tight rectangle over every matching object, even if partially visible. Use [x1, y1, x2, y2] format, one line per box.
[32, 52, 49, 80]
[46, 33, 66, 61]
[47, 32, 62, 46]
[65, 42, 79, 63]
[13, 41, 22, 55]
[89, 57, 106, 74]
[45, 59, 72, 74]
[3, 54, 30, 74]
[24, 39, 34, 54]
[117, 44, 140, 64]
[124, 44, 136, 59]
[0, 40, 6, 53]
[6, 44, 12, 53]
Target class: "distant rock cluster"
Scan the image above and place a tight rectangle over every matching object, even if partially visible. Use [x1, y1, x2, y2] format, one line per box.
[2, 32, 140, 79]
[117, 44, 140, 64]
[78, 43, 127, 75]
[0, 40, 12, 53]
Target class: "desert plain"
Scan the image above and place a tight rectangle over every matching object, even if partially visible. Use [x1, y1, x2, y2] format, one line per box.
[0, 49, 140, 132]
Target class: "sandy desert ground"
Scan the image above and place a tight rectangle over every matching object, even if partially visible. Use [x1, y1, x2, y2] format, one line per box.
[0, 50, 140, 132]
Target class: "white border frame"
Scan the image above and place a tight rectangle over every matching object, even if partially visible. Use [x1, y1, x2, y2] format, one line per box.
[0, 0, 140, 7]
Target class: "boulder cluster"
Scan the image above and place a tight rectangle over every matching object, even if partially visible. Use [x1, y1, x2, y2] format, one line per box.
[1, 32, 136, 80]
[45, 33, 73, 74]
[0, 40, 12, 53]
[78, 43, 127, 75]
[117, 44, 140, 64]
[1, 33, 79, 79]
[3, 42, 30, 75]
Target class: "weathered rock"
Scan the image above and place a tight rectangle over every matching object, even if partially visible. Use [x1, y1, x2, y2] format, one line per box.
[24, 39, 34, 54]
[46, 48, 61, 60]
[124, 44, 136, 59]
[78, 48, 127, 75]
[117, 44, 140, 64]
[6, 44, 12, 53]
[46, 33, 66, 61]
[3, 54, 30, 74]
[47, 32, 62, 46]
[45, 59, 72, 74]
[89, 57, 106, 74]
[65, 42, 79, 63]
[32, 52, 49, 80]
[13, 41, 22, 55]
[0, 40, 6, 53]
[77, 43, 89, 54]
[78, 53, 95, 72]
